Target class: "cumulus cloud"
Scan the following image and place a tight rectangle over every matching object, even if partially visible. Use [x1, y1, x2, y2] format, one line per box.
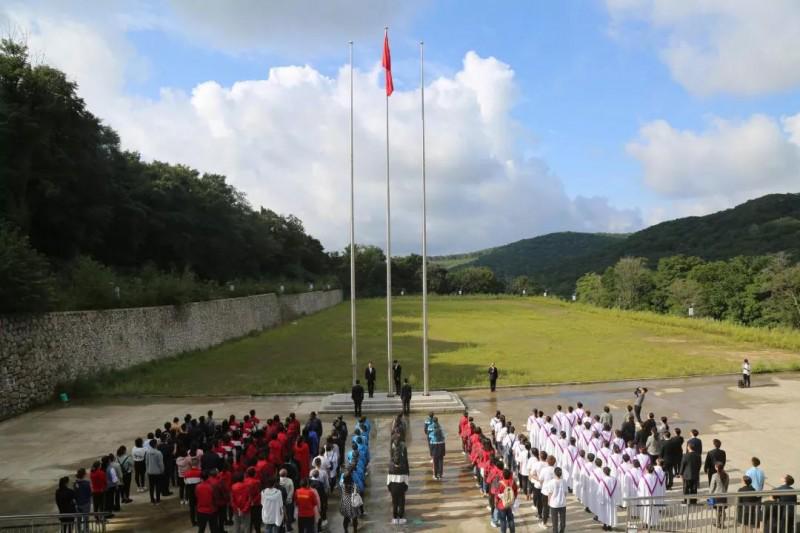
[606, 0, 800, 96]
[627, 114, 800, 199]
[3, 3, 642, 254]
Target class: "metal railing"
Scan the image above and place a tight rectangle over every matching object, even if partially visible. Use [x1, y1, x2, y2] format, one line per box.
[625, 489, 799, 532]
[0, 513, 108, 532]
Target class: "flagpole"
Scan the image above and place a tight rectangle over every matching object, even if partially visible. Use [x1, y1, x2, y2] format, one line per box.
[384, 26, 394, 396]
[420, 41, 430, 396]
[349, 40, 357, 387]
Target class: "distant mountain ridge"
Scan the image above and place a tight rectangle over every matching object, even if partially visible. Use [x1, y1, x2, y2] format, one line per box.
[433, 193, 800, 295]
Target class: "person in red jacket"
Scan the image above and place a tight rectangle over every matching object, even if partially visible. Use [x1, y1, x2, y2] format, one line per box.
[195, 471, 217, 533]
[230, 472, 251, 533]
[218, 464, 233, 527]
[294, 478, 320, 533]
[268, 438, 283, 467]
[458, 411, 470, 452]
[495, 468, 519, 533]
[244, 467, 262, 533]
[184, 460, 203, 527]
[90, 461, 107, 515]
[293, 437, 311, 480]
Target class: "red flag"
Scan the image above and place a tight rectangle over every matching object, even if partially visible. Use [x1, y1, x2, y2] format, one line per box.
[382, 29, 394, 96]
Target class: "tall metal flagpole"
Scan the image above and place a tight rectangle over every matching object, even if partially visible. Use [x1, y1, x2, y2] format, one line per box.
[349, 41, 357, 387]
[385, 27, 394, 396]
[420, 41, 430, 396]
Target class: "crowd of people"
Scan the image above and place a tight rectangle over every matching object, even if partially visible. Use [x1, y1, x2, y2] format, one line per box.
[457, 388, 797, 533]
[53, 408, 376, 533]
[50, 378, 799, 532]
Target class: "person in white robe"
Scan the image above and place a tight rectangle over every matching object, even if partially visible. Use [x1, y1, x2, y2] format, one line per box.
[611, 430, 626, 452]
[608, 448, 624, 478]
[621, 458, 642, 515]
[526, 409, 538, 449]
[565, 407, 577, 441]
[544, 427, 559, 458]
[638, 464, 665, 527]
[555, 432, 569, 467]
[635, 448, 651, 473]
[578, 422, 593, 453]
[582, 454, 598, 512]
[574, 402, 586, 424]
[563, 439, 579, 490]
[571, 450, 585, 504]
[597, 466, 620, 530]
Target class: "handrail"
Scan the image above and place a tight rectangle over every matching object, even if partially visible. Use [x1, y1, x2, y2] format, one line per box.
[624, 488, 800, 503]
[0, 512, 110, 520]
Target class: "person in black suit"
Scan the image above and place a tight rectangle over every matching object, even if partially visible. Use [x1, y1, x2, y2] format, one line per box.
[620, 415, 636, 444]
[364, 362, 377, 398]
[704, 439, 727, 485]
[400, 379, 412, 415]
[351, 380, 365, 416]
[661, 428, 683, 489]
[660, 429, 684, 490]
[488, 363, 499, 392]
[679, 443, 702, 503]
[392, 360, 402, 395]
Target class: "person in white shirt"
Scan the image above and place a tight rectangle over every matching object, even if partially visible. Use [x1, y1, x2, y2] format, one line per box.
[516, 442, 531, 498]
[261, 477, 285, 531]
[742, 358, 751, 387]
[538, 456, 556, 527]
[543, 466, 569, 533]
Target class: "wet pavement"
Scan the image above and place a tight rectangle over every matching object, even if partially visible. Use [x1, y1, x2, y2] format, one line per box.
[1, 372, 799, 531]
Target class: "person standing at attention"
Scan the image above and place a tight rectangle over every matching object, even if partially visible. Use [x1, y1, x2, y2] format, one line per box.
[364, 362, 377, 398]
[742, 358, 751, 388]
[543, 466, 568, 533]
[351, 380, 365, 417]
[704, 439, 727, 486]
[400, 379, 412, 416]
[488, 363, 499, 393]
[679, 443, 702, 503]
[634, 387, 647, 424]
[392, 361, 402, 396]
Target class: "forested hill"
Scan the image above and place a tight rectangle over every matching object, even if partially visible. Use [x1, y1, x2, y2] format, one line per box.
[439, 193, 800, 295]
[0, 40, 333, 313]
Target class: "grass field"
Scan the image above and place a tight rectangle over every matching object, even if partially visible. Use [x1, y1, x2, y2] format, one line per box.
[79, 296, 800, 397]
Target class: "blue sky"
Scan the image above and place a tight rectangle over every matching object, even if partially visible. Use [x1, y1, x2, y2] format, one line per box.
[4, 0, 800, 253]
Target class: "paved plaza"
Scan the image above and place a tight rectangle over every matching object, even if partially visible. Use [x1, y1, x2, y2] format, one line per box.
[1, 372, 799, 531]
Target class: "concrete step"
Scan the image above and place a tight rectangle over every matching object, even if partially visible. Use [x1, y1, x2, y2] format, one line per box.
[319, 390, 465, 414]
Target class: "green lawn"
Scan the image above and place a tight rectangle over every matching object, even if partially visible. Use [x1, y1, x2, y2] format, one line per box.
[85, 296, 800, 396]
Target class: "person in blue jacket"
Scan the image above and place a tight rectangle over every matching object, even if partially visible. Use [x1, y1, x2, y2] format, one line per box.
[428, 417, 446, 480]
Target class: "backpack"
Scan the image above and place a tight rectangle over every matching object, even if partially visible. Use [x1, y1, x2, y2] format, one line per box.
[499, 481, 515, 508]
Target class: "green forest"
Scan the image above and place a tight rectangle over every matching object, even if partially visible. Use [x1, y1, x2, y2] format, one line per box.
[0, 40, 334, 313]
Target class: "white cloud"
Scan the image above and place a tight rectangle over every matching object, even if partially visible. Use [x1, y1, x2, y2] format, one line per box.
[3, 3, 642, 255]
[627, 114, 800, 200]
[606, 0, 800, 96]
[165, 0, 424, 56]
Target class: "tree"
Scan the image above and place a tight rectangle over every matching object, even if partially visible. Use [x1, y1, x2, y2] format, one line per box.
[760, 254, 800, 327]
[612, 257, 654, 310]
[666, 278, 704, 316]
[0, 222, 55, 313]
[448, 267, 502, 294]
[575, 273, 606, 306]
[652, 255, 705, 312]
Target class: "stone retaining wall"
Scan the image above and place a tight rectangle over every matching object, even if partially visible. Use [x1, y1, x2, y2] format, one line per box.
[0, 289, 342, 419]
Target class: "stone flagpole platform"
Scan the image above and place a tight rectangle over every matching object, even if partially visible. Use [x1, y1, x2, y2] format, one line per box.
[319, 390, 465, 415]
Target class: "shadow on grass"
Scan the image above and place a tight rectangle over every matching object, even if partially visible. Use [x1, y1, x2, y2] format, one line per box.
[60, 333, 481, 399]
